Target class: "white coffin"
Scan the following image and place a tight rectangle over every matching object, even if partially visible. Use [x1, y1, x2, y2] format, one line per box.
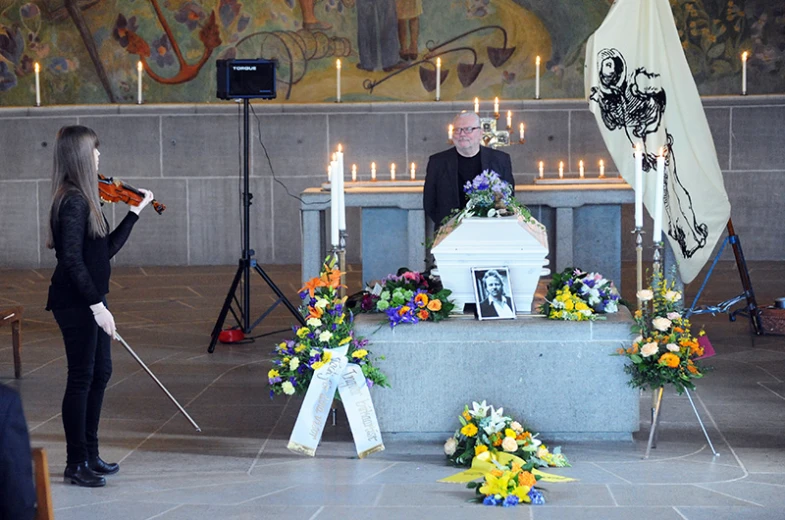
[432, 216, 549, 313]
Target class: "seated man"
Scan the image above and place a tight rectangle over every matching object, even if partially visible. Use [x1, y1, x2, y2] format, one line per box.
[423, 111, 515, 228]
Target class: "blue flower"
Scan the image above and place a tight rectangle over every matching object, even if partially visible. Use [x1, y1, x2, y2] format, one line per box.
[528, 488, 545, 505]
[174, 2, 206, 30]
[269, 389, 275, 399]
[151, 34, 175, 68]
[482, 495, 499, 506]
[502, 495, 519, 507]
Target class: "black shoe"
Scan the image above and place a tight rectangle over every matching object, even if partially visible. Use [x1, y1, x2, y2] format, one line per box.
[64, 462, 106, 487]
[89, 457, 119, 475]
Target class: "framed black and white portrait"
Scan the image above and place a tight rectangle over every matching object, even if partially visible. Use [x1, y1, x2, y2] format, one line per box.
[471, 267, 516, 320]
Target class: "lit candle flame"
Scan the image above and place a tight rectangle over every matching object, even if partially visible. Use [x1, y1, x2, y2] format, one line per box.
[536, 56, 541, 66]
[137, 61, 143, 72]
[474, 97, 479, 113]
[741, 51, 748, 62]
[448, 124, 454, 141]
[494, 97, 499, 115]
[371, 162, 376, 181]
[559, 161, 564, 179]
[506, 110, 512, 129]
[337, 143, 342, 153]
[579, 160, 584, 179]
[390, 163, 396, 181]
[351, 164, 357, 181]
[410, 162, 416, 180]
[599, 159, 605, 178]
[336, 58, 341, 69]
[538, 161, 544, 179]
[519, 123, 525, 141]
[34, 62, 40, 73]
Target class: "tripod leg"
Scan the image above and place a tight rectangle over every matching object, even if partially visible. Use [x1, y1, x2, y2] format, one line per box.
[208, 263, 244, 353]
[253, 264, 307, 326]
[684, 388, 719, 457]
[726, 219, 763, 335]
[644, 387, 663, 459]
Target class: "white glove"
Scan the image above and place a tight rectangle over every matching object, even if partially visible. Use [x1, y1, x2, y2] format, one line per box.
[89, 302, 116, 339]
[130, 189, 154, 215]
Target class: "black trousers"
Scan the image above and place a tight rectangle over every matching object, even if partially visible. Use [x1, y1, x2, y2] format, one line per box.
[52, 305, 112, 465]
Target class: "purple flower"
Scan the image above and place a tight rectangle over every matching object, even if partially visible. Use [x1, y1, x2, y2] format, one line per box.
[366, 379, 374, 389]
[151, 34, 175, 68]
[268, 376, 281, 384]
[112, 14, 138, 48]
[174, 2, 206, 30]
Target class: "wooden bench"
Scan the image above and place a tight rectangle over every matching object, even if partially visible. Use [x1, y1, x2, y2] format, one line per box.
[1, 306, 23, 378]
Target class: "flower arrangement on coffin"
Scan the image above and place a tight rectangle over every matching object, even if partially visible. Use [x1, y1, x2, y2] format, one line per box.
[268, 257, 388, 398]
[435, 170, 542, 240]
[467, 457, 546, 507]
[616, 275, 705, 393]
[443, 401, 569, 469]
[354, 270, 455, 328]
[540, 268, 621, 321]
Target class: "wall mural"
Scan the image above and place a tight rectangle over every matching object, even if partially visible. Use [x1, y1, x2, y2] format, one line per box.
[0, 0, 782, 105]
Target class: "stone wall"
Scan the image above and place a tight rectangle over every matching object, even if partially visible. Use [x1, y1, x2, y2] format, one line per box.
[1, 95, 783, 268]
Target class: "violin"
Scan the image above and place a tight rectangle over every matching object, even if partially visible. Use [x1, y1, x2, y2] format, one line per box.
[98, 174, 166, 214]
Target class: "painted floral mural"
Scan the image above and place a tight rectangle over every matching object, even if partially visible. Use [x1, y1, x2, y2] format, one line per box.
[0, 0, 782, 105]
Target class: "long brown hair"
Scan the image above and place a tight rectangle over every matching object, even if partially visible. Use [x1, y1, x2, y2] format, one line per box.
[46, 125, 108, 249]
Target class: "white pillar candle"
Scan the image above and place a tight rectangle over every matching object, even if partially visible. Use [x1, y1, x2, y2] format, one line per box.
[371, 162, 376, 181]
[336, 146, 345, 231]
[579, 160, 584, 179]
[506, 111, 512, 130]
[474, 97, 479, 114]
[741, 51, 748, 96]
[390, 163, 396, 181]
[519, 123, 525, 141]
[330, 161, 339, 246]
[137, 61, 143, 104]
[599, 159, 605, 178]
[435, 58, 441, 101]
[410, 162, 416, 180]
[653, 149, 665, 242]
[558, 161, 564, 179]
[535, 56, 541, 99]
[634, 144, 644, 228]
[336, 59, 342, 103]
[34, 62, 40, 106]
[538, 161, 544, 179]
[351, 164, 357, 182]
[448, 124, 454, 142]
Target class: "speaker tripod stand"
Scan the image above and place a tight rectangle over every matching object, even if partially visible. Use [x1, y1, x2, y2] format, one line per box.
[208, 99, 305, 353]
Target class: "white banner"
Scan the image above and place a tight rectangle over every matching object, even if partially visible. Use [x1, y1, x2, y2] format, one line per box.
[287, 346, 384, 458]
[585, 0, 731, 284]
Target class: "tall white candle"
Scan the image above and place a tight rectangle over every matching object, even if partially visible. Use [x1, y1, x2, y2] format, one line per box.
[538, 161, 544, 179]
[558, 161, 564, 179]
[435, 58, 441, 101]
[330, 160, 339, 246]
[336, 146, 345, 231]
[535, 56, 541, 99]
[390, 163, 396, 181]
[519, 123, 525, 142]
[371, 162, 376, 181]
[634, 144, 644, 228]
[579, 160, 584, 179]
[34, 63, 40, 106]
[137, 61, 143, 104]
[653, 149, 665, 242]
[741, 51, 748, 95]
[351, 164, 357, 182]
[599, 159, 605, 178]
[474, 97, 479, 114]
[336, 59, 342, 103]
[410, 162, 416, 180]
[506, 111, 512, 129]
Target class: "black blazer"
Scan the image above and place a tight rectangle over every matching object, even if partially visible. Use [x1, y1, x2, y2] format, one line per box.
[0, 384, 36, 520]
[480, 296, 515, 318]
[423, 146, 514, 227]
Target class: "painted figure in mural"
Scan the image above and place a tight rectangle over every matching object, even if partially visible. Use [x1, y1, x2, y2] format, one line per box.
[356, 0, 406, 71]
[423, 112, 514, 228]
[396, 0, 422, 61]
[46, 126, 156, 488]
[589, 48, 708, 259]
[299, 0, 331, 31]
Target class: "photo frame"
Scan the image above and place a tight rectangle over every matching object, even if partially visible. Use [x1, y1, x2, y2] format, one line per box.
[471, 267, 516, 320]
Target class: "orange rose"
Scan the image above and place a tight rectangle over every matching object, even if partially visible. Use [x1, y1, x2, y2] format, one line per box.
[427, 299, 442, 312]
[658, 352, 680, 368]
[417, 309, 429, 320]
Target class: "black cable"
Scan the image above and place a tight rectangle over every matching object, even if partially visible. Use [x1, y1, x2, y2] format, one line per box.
[248, 101, 328, 206]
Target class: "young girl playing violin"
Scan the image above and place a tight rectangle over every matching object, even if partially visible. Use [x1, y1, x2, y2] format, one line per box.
[46, 125, 154, 488]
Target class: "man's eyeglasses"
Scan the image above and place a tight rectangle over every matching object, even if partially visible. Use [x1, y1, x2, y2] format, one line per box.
[454, 126, 480, 135]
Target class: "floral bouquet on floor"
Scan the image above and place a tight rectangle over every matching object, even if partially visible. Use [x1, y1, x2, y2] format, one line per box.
[615, 274, 705, 393]
[268, 257, 388, 398]
[354, 270, 455, 328]
[540, 268, 621, 321]
[467, 458, 546, 507]
[435, 170, 543, 242]
[443, 401, 569, 469]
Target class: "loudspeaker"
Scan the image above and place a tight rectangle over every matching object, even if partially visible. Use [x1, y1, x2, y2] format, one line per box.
[216, 59, 277, 100]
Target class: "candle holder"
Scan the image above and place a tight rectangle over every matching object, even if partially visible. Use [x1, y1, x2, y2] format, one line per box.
[652, 240, 664, 283]
[334, 230, 348, 299]
[479, 116, 515, 149]
[633, 226, 644, 310]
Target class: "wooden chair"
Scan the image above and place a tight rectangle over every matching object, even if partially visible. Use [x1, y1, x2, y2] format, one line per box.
[32, 448, 54, 520]
[1, 306, 23, 378]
